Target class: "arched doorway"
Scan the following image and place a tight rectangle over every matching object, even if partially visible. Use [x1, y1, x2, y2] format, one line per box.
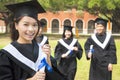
[64, 19, 71, 26]
[40, 19, 47, 33]
[88, 20, 95, 34]
[76, 19, 83, 33]
[52, 19, 59, 33]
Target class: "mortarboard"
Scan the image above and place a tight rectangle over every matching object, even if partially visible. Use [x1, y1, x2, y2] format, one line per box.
[94, 18, 108, 27]
[5, 0, 46, 20]
[64, 25, 73, 31]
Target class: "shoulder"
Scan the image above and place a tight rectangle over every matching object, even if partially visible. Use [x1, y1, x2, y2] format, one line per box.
[0, 49, 9, 60]
[0, 49, 4, 56]
[0, 43, 11, 56]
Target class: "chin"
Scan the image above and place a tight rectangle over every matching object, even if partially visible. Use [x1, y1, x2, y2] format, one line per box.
[26, 37, 34, 41]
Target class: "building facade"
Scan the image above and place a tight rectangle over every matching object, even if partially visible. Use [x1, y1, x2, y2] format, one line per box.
[0, 8, 112, 34]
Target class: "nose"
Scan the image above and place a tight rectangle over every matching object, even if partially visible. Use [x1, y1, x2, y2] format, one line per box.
[28, 26, 34, 31]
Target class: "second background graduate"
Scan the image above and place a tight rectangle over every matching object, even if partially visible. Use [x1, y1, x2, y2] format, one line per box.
[54, 25, 83, 80]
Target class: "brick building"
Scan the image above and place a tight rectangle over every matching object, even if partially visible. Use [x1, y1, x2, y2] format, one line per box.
[0, 8, 112, 34]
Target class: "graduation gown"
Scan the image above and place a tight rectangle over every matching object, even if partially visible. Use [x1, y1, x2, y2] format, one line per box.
[0, 41, 65, 80]
[84, 32, 117, 80]
[54, 38, 83, 80]
[36, 35, 49, 45]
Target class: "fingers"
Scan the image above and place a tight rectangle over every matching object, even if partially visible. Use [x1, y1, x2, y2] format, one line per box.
[43, 44, 51, 48]
[36, 71, 46, 80]
[42, 44, 51, 55]
[88, 52, 92, 59]
[29, 71, 45, 80]
[61, 54, 67, 58]
[73, 46, 78, 51]
[108, 63, 113, 71]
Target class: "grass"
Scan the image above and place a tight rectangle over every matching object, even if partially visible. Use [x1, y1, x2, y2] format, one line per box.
[0, 36, 120, 80]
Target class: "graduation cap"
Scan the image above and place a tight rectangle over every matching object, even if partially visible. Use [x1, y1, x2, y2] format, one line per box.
[94, 18, 108, 27]
[39, 21, 46, 27]
[64, 25, 73, 31]
[5, 0, 46, 20]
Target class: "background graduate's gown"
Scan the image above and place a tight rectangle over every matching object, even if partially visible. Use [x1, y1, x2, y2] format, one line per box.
[55, 38, 83, 80]
[36, 34, 49, 44]
[36, 35, 66, 80]
[0, 41, 65, 80]
[84, 33, 117, 80]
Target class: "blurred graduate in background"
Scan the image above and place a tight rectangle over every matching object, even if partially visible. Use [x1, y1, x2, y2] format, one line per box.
[84, 18, 117, 80]
[36, 21, 49, 45]
[54, 25, 83, 80]
[36, 21, 66, 80]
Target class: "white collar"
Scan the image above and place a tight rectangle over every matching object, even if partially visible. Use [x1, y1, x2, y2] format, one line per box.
[91, 32, 111, 49]
[3, 44, 46, 72]
[59, 38, 77, 50]
[39, 36, 47, 46]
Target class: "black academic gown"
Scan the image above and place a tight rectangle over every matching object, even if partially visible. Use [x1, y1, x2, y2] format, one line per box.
[36, 35, 49, 44]
[84, 33, 117, 80]
[54, 38, 83, 80]
[0, 41, 65, 80]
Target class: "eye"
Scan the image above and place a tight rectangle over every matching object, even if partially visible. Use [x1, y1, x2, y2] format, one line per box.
[33, 23, 38, 28]
[23, 23, 29, 27]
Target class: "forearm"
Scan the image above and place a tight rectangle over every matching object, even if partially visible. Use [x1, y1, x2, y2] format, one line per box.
[47, 55, 52, 67]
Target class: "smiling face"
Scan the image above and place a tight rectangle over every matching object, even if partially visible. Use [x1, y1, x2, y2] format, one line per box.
[95, 24, 105, 35]
[15, 16, 38, 43]
[64, 30, 72, 39]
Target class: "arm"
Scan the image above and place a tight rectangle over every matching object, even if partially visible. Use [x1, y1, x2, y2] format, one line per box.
[84, 37, 93, 60]
[42, 44, 52, 67]
[107, 37, 117, 71]
[108, 36, 117, 64]
[0, 52, 13, 80]
[74, 40, 83, 60]
[54, 42, 63, 64]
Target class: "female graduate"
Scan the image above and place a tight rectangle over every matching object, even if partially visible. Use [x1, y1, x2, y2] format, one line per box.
[54, 25, 83, 80]
[84, 18, 117, 80]
[0, 1, 52, 80]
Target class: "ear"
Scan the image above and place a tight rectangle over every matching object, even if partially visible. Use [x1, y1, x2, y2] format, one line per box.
[15, 23, 18, 30]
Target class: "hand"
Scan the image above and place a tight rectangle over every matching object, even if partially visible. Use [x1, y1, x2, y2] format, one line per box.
[88, 52, 92, 59]
[61, 53, 68, 58]
[42, 44, 52, 66]
[108, 63, 113, 71]
[27, 71, 46, 80]
[73, 46, 78, 51]
[42, 44, 51, 57]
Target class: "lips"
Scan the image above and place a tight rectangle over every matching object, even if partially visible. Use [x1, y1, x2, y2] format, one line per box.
[25, 32, 35, 39]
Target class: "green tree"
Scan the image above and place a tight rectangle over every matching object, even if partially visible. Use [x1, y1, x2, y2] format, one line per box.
[0, 0, 27, 33]
[82, 0, 120, 33]
[1, 0, 120, 33]
[39, 0, 120, 33]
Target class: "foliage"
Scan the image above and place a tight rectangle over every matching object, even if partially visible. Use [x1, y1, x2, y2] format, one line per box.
[0, 0, 29, 33]
[40, 0, 120, 33]
[0, 0, 120, 33]
[0, 0, 27, 11]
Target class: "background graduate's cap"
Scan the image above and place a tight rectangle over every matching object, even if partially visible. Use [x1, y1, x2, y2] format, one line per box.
[64, 25, 73, 31]
[39, 21, 46, 27]
[94, 18, 108, 27]
[5, 0, 46, 20]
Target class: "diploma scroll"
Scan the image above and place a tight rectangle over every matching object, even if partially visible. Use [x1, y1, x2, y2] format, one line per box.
[89, 45, 94, 53]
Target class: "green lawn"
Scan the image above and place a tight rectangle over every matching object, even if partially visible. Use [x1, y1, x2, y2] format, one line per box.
[49, 39, 120, 80]
[0, 36, 120, 80]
